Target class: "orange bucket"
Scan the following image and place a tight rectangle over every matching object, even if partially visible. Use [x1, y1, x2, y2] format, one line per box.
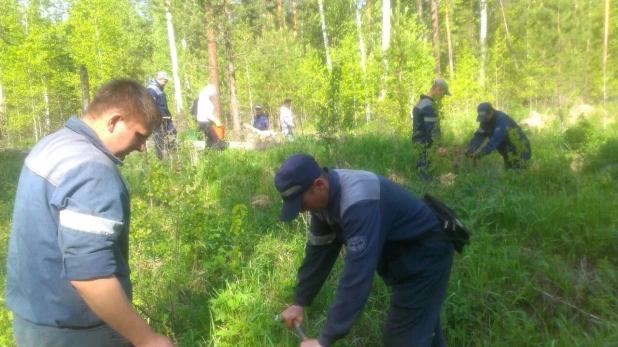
[214, 124, 225, 139]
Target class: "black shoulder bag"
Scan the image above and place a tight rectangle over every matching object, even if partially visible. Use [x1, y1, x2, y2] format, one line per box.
[422, 193, 472, 254]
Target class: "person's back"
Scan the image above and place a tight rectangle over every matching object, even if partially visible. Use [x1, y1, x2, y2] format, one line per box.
[412, 96, 440, 146]
[6, 120, 131, 327]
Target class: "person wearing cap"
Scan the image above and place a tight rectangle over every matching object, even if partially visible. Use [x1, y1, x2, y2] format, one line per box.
[275, 154, 454, 347]
[252, 105, 270, 131]
[466, 102, 531, 169]
[146, 71, 176, 159]
[279, 98, 294, 139]
[412, 78, 451, 180]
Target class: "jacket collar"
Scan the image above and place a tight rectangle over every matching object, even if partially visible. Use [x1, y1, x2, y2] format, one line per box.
[65, 116, 123, 166]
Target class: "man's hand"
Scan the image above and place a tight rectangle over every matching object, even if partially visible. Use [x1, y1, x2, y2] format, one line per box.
[300, 339, 322, 347]
[438, 147, 447, 157]
[136, 333, 175, 347]
[280, 305, 304, 329]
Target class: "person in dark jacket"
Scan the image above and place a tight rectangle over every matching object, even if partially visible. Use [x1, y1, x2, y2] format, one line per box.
[412, 78, 450, 180]
[466, 102, 531, 169]
[275, 154, 454, 347]
[147, 71, 176, 159]
[252, 105, 270, 131]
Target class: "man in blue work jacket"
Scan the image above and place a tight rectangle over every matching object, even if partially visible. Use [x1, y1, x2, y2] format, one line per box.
[466, 102, 531, 169]
[147, 71, 176, 159]
[5, 79, 175, 347]
[412, 78, 450, 180]
[275, 154, 454, 347]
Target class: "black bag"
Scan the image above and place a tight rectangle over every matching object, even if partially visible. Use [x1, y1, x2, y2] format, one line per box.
[422, 193, 472, 254]
[190, 97, 199, 116]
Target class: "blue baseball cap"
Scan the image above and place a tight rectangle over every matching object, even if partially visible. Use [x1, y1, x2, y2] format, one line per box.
[477, 102, 494, 122]
[274, 154, 323, 221]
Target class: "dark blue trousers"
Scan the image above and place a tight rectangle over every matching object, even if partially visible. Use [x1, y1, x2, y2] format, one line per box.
[13, 314, 132, 347]
[153, 118, 176, 159]
[382, 241, 454, 347]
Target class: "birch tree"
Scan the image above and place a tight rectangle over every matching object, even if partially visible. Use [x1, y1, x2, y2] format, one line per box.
[207, 4, 221, 119]
[164, 0, 183, 118]
[602, 0, 610, 127]
[356, 0, 371, 121]
[317, 0, 332, 71]
[480, 0, 488, 85]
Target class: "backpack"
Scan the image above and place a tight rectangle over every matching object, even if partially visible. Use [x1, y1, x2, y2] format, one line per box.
[191, 97, 199, 116]
[422, 193, 472, 254]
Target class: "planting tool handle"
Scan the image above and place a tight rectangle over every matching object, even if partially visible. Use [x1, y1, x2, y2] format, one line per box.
[294, 320, 309, 341]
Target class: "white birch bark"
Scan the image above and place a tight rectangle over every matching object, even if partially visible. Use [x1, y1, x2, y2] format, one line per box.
[165, 0, 183, 115]
[317, 0, 332, 71]
[480, 0, 488, 86]
[356, 0, 371, 122]
[602, 0, 609, 128]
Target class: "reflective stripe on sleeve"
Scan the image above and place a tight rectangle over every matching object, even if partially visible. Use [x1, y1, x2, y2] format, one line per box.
[59, 209, 123, 235]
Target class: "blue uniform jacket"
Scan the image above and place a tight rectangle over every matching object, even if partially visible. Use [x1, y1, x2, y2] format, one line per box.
[147, 78, 171, 117]
[293, 169, 443, 346]
[5, 116, 132, 328]
[412, 94, 441, 146]
[253, 114, 269, 131]
[467, 110, 531, 159]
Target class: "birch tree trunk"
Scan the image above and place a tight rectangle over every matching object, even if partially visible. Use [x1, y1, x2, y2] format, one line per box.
[80, 64, 90, 113]
[165, 0, 183, 118]
[602, 0, 610, 128]
[207, 5, 221, 119]
[480, 0, 488, 85]
[382, 0, 391, 51]
[499, 0, 518, 68]
[356, 0, 371, 122]
[42, 78, 50, 133]
[430, 0, 441, 74]
[224, 4, 240, 132]
[445, 0, 454, 77]
[292, 1, 297, 37]
[317, 0, 332, 71]
[277, 0, 283, 30]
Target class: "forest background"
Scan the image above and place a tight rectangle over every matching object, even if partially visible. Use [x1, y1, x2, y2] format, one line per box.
[0, 0, 617, 346]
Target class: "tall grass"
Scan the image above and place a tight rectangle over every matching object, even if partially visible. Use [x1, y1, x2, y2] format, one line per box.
[0, 120, 617, 346]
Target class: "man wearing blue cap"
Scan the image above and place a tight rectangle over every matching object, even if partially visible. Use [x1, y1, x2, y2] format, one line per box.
[412, 78, 450, 181]
[466, 102, 531, 169]
[275, 154, 454, 347]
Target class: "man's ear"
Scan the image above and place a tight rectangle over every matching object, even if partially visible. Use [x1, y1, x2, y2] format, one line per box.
[106, 114, 123, 133]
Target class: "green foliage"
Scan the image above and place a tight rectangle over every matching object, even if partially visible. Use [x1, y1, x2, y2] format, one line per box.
[564, 118, 594, 151]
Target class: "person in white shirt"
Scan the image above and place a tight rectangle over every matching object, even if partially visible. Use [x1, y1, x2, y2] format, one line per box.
[194, 84, 222, 148]
[279, 98, 294, 139]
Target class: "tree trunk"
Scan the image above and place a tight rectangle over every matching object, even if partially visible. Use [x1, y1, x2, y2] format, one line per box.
[42, 77, 50, 133]
[292, 1, 297, 37]
[444, 0, 454, 78]
[277, 0, 283, 30]
[80, 64, 90, 113]
[382, 0, 391, 51]
[165, 0, 184, 119]
[244, 59, 253, 112]
[480, 0, 487, 85]
[207, 5, 221, 119]
[224, 4, 240, 132]
[602, 0, 609, 128]
[356, 0, 371, 122]
[430, 0, 440, 74]
[317, 0, 332, 71]
[499, 0, 518, 68]
[417, 0, 425, 41]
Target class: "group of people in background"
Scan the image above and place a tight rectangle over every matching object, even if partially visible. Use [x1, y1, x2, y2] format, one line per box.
[4, 74, 533, 347]
[412, 78, 532, 180]
[145, 70, 297, 159]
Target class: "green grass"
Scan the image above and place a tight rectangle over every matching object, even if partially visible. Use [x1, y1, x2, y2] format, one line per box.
[1, 125, 617, 346]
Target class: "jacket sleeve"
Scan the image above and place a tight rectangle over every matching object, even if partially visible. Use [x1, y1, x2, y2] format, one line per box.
[479, 117, 510, 156]
[293, 214, 343, 307]
[147, 86, 171, 117]
[317, 200, 383, 347]
[467, 128, 488, 154]
[50, 162, 130, 280]
[413, 105, 437, 145]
